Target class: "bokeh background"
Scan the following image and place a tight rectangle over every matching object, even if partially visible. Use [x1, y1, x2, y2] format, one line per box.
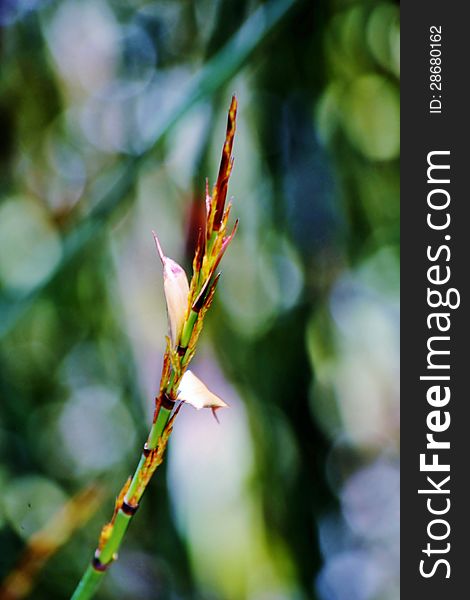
[0, 1, 399, 599]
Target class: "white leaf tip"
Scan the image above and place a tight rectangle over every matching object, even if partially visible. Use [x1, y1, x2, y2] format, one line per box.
[152, 231, 165, 264]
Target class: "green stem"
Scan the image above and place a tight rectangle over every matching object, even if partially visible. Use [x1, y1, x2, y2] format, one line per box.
[70, 563, 104, 600]
[180, 310, 198, 348]
[99, 510, 132, 564]
[70, 407, 172, 600]
[166, 370, 176, 394]
[147, 407, 172, 453]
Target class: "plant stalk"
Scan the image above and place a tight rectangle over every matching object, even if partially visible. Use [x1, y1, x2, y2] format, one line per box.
[70, 406, 172, 600]
[70, 91, 240, 600]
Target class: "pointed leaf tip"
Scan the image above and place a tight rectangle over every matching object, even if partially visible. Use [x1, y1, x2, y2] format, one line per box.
[152, 231, 165, 264]
[211, 407, 224, 424]
[229, 95, 238, 117]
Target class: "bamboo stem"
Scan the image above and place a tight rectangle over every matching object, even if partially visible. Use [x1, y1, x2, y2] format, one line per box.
[70, 95, 239, 600]
[70, 563, 104, 600]
[180, 311, 198, 348]
[70, 406, 172, 600]
[147, 407, 172, 450]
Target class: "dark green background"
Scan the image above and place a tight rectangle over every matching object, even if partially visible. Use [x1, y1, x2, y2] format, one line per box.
[0, 1, 399, 598]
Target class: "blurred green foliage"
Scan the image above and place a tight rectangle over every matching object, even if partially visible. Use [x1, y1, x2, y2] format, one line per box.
[0, 1, 399, 599]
